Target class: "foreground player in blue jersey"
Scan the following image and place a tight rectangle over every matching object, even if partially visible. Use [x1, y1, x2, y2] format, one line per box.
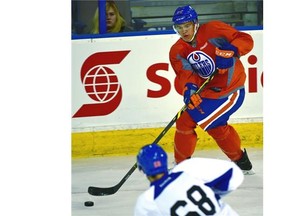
[134, 144, 244, 216]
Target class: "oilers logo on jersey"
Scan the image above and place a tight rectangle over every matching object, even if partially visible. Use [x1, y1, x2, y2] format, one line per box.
[187, 51, 215, 79]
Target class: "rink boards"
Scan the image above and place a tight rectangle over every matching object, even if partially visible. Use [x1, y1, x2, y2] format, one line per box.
[71, 30, 263, 159]
[72, 122, 263, 158]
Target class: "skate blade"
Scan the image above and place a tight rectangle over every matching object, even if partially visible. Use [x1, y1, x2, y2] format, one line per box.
[242, 168, 255, 175]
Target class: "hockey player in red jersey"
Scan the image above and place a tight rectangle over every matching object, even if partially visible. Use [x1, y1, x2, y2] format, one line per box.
[169, 5, 255, 174]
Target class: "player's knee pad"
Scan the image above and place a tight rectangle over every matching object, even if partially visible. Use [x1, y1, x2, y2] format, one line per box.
[176, 111, 197, 132]
[207, 124, 230, 140]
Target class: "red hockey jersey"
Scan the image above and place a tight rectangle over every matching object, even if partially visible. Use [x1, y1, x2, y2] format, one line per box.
[169, 20, 254, 99]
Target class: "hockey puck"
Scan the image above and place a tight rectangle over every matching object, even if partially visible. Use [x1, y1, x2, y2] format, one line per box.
[84, 201, 94, 207]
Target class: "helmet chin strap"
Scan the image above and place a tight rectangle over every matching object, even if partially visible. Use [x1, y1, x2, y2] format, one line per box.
[187, 22, 199, 42]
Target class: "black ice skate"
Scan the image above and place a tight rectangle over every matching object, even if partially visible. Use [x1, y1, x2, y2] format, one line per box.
[235, 148, 255, 175]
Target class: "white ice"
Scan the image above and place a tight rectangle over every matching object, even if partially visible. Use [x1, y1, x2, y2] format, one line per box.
[72, 148, 263, 216]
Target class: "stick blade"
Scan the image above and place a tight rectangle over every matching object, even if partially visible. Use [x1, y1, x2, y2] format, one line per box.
[88, 163, 138, 196]
[88, 186, 118, 196]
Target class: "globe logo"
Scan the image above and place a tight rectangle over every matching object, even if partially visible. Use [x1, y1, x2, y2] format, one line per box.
[73, 50, 129, 118]
[83, 65, 121, 103]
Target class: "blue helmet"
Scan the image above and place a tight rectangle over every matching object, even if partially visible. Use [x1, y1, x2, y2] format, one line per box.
[172, 5, 198, 25]
[137, 144, 168, 176]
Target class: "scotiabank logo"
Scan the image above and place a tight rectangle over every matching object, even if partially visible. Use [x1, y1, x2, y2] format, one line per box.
[73, 51, 262, 118]
[73, 50, 130, 118]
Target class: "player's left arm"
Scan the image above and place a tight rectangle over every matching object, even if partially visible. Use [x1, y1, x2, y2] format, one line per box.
[229, 31, 254, 57]
[211, 20, 254, 56]
[208, 21, 254, 74]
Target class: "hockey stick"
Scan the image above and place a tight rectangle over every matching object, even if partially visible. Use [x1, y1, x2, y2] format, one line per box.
[88, 70, 217, 196]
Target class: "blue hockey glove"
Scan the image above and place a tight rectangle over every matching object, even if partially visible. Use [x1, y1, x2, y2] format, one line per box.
[183, 83, 202, 109]
[215, 43, 238, 74]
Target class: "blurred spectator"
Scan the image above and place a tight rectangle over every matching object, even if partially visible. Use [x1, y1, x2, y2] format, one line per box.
[90, 1, 133, 34]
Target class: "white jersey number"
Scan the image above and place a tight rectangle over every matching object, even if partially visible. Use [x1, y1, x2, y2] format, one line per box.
[170, 185, 216, 216]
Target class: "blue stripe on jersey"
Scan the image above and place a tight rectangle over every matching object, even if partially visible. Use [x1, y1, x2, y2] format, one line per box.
[152, 171, 183, 199]
[205, 168, 233, 193]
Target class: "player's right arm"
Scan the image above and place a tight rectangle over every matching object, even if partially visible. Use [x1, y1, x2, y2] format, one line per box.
[169, 41, 203, 93]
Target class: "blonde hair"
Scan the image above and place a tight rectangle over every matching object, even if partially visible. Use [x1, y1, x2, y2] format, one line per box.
[91, 1, 126, 34]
